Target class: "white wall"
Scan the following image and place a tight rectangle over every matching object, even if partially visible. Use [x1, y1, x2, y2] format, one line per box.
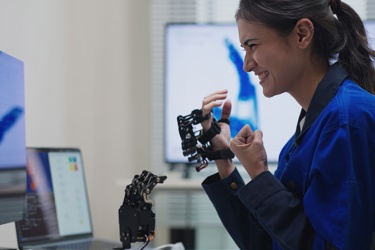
[0, 0, 151, 247]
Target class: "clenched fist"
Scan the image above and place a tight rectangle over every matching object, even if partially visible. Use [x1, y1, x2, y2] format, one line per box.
[229, 124, 268, 179]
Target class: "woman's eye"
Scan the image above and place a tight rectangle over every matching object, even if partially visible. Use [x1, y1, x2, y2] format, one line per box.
[241, 43, 256, 51]
[248, 44, 256, 49]
[241, 43, 256, 52]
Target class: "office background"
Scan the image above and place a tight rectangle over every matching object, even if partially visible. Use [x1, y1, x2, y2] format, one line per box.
[0, 0, 371, 248]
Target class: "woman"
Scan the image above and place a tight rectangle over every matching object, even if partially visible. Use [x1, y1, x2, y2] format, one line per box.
[200, 0, 375, 249]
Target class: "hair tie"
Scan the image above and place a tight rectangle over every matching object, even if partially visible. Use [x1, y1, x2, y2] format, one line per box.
[330, 0, 343, 15]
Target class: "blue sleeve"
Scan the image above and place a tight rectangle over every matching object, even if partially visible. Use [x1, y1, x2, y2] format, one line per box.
[202, 125, 375, 250]
[202, 168, 272, 250]
[304, 125, 374, 249]
[239, 171, 314, 250]
[236, 125, 374, 249]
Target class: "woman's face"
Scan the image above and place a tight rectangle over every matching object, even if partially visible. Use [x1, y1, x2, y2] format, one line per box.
[237, 19, 306, 98]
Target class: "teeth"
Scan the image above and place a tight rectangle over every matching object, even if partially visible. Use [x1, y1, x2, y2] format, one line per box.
[258, 71, 269, 80]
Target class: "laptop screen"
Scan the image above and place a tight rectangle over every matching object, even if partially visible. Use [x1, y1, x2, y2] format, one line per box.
[16, 147, 93, 245]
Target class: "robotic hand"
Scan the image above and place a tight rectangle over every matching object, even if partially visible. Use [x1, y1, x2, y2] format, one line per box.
[117, 170, 167, 250]
[177, 109, 234, 172]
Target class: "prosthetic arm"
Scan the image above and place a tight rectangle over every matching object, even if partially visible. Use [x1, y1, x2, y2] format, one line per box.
[117, 170, 167, 250]
[177, 109, 234, 172]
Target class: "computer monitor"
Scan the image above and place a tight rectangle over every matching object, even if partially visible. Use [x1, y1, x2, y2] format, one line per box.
[0, 51, 27, 225]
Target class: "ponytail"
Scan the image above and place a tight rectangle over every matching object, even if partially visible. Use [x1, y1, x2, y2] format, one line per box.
[332, 0, 375, 94]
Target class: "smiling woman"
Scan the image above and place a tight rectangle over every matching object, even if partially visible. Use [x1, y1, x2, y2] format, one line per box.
[198, 0, 375, 249]
[150, 0, 375, 248]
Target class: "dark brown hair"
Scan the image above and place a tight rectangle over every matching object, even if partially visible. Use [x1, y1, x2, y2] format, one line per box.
[235, 0, 375, 94]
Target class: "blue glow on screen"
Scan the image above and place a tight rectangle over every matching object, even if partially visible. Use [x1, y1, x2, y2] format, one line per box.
[0, 51, 26, 169]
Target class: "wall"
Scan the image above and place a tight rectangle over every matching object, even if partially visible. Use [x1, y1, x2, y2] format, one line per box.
[0, 0, 150, 247]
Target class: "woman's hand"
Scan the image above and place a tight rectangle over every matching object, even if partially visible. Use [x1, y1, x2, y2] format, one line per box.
[201, 89, 235, 179]
[229, 124, 268, 179]
[201, 89, 231, 150]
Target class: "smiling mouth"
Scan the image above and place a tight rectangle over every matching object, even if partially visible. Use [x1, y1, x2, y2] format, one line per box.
[257, 71, 269, 81]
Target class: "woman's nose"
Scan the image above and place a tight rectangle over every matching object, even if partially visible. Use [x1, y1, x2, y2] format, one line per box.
[243, 53, 254, 72]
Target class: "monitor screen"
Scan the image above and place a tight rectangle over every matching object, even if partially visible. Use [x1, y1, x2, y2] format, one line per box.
[164, 23, 301, 164]
[0, 51, 27, 224]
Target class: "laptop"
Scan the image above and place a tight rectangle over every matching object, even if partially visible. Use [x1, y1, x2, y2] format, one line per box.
[14, 147, 138, 250]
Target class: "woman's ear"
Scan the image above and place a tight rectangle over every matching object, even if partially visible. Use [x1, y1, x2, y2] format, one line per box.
[294, 18, 314, 49]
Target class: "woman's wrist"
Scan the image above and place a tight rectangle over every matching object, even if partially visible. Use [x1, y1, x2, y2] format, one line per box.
[215, 159, 235, 179]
